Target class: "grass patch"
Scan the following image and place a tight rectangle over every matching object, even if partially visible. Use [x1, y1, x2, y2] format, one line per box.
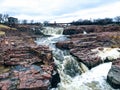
[0, 24, 17, 30]
[11, 28, 17, 30]
[0, 31, 5, 35]
[0, 24, 10, 29]
[111, 35, 120, 48]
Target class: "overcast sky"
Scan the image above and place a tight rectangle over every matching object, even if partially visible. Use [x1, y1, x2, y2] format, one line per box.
[0, 0, 120, 23]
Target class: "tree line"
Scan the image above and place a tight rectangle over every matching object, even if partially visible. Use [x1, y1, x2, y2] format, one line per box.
[0, 13, 36, 25]
[0, 13, 120, 25]
[71, 16, 120, 25]
[0, 14, 9, 23]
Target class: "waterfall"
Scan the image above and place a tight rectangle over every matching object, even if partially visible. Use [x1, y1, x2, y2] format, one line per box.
[35, 27, 117, 90]
[35, 27, 67, 50]
[41, 27, 64, 35]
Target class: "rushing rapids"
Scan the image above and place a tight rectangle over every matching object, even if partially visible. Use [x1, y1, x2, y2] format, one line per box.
[35, 27, 118, 90]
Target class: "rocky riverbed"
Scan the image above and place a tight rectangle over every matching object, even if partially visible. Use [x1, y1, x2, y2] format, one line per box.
[0, 25, 58, 90]
[56, 25, 120, 89]
[0, 24, 120, 90]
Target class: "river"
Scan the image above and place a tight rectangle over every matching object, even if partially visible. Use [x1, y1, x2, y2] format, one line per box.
[35, 27, 118, 90]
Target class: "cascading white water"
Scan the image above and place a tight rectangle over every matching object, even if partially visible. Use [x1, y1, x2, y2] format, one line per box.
[35, 27, 117, 90]
[41, 27, 64, 35]
[57, 62, 114, 90]
[35, 27, 67, 50]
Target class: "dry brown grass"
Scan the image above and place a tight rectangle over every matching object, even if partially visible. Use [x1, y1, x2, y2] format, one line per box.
[111, 34, 120, 48]
[0, 24, 17, 30]
[0, 24, 17, 35]
[0, 31, 5, 35]
[0, 24, 10, 29]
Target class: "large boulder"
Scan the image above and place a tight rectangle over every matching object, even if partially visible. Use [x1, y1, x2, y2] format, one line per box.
[107, 65, 120, 89]
[107, 58, 120, 89]
[70, 48, 102, 69]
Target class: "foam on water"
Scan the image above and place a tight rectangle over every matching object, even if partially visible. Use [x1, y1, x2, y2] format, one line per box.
[57, 62, 115, 90]
[92, 47, 120, 61]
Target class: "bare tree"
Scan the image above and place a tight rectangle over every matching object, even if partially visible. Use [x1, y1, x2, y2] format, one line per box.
[43, 21, 49, 26]
[0, 14, 3, 23]
[30, 20, 34, 24]
[114, 16, 120, 24]
[22, 19, 27, 24]
[3, 14, 9, 23]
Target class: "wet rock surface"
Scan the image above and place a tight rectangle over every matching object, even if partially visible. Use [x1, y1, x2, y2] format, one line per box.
[106, 58, 120, 89]
[107, 65, 120, 89]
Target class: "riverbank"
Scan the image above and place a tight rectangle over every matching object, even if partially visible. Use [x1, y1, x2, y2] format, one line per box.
[0, 24, 57, 90]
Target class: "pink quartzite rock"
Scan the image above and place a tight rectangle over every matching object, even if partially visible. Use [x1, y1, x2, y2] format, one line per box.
[0, 64, 54, 90]
[0, 80, 11, 90]
[56, 31, 120, 69]
[0, 36, 54, 90]
[63, 25, 120, 35]
[0, 45, 53, 66]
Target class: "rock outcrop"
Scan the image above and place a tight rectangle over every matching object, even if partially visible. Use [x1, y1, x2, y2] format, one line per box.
[0, 24, 59, 90]
[63, 25, 120, 35]
[0, 65, 53, 90]
[56, 26, 120, 69]
[107, 58, 120, 89]
[107, 65, 120, 89]
[0, 35, 56, 89]
[0, 37, 53, 66]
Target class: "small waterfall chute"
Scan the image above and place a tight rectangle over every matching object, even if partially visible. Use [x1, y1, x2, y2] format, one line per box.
[83, 30, 87, 34]
[41, 27, 64, 35]
[63, 55, 84, 77]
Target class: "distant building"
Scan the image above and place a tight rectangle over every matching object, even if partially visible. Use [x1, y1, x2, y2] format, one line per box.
[8, 17, 18, 25]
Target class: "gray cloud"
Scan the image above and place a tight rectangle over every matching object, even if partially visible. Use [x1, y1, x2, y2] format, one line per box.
[0, 0, 120, 22]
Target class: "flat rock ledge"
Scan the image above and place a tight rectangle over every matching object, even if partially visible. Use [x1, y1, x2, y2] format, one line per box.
[0, 36, 60, 90]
